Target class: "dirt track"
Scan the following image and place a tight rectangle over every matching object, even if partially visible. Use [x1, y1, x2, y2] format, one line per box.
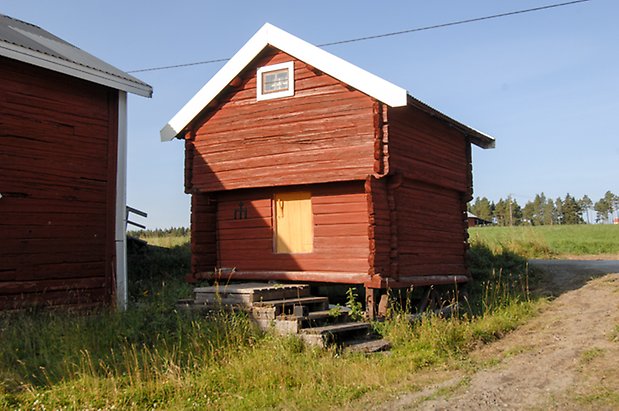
[381, 260, 619, 410]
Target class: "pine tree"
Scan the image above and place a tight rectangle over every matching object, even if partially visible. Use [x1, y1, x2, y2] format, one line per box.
[543, 199, 556, 225]
[561, 194, 583, 225]
[469, 196, 493, 221]
[594, 197, 610, 223]
[580, 195, 593, 224]
[522, 201, 535, 225]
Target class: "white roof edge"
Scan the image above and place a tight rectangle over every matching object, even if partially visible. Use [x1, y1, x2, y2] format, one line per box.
[160, 22, 408, 141]
[0, 43, 153, 97]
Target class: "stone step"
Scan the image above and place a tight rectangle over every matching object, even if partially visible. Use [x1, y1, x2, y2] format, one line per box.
[252, 296, 329, 319]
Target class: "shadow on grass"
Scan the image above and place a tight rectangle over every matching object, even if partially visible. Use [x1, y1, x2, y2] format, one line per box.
[127, 240, 192, 305]
[527, 259, 619, 298]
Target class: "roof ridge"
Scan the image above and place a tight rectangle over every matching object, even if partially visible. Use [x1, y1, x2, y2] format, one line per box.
[0, 13, 42, 30]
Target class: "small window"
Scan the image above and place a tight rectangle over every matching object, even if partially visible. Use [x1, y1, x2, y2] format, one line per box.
[257, 61, 294, 101]
[273, 192, 313, 253]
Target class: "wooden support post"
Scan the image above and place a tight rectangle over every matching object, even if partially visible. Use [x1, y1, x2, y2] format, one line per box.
[378, 293, 389, 317]
[365, 287, 379, 320]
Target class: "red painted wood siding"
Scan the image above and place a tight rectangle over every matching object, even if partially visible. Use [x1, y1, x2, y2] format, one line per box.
[388, 106, 469, 193]
[393, 178, 467, 276]
[212, 182, 370, 275]
[384, 105, 471, 279]
[187, 48, 377, 192]
[191, 193, 217, 274]
[0, 57, 117, 309]
[365, 177, 392, 279]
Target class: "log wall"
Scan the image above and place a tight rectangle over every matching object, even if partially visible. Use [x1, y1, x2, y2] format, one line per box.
[0, 56, 118, 309]
[385, 105, 472, 281]
[187, 48, 376, 192]
[191, 193, 218, 274]
[205, 182, 369, 278]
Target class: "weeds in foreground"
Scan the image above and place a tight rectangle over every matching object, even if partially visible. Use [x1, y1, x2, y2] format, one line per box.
[0, 243, 541, 409]
[346, 287, 364, 321]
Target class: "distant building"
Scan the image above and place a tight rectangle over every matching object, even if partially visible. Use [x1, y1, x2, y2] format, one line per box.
[0, 14, 152, 310]
[467, 212, 492, 227]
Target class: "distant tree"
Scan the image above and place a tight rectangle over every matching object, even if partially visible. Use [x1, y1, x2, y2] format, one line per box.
[555, 198, 564, 224]
[493, 198, 507, 226]
[561, 194, 583, 225]
[494, 196, 521, 226]
[579, 195, 593, 224]
[543, 199, 556, 225]
[469, 196, 494, 222]
[606, 191, 618, 220]
[512, 199, 523, 226]
[594, 197, 611, 223]
[522, 201, 535, 225]
[593, 191, 617, 223]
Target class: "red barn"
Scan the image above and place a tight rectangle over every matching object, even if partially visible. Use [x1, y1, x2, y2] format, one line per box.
[161, 24, 494, 310]
[0, 14, 152, 309]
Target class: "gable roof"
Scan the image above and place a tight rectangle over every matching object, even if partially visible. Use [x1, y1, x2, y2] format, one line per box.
[160, 23, 494, 148]
[0, 13, 152, 98]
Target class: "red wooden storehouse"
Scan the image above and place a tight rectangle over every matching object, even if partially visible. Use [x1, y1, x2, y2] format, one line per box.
[0, 14, 152, 309]
[161, 24, 494, 307]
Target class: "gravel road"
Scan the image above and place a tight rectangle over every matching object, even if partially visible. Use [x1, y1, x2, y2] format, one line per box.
[377, 259, 619, 410]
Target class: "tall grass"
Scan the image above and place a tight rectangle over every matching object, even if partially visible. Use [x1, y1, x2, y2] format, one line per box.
[470, 224, 619, 258]
[0, 242, 541, 409]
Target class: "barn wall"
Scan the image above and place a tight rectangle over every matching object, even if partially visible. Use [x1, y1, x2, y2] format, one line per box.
[187, 48, 377, 192]
[206, 182, 370, 279]
[386, 105, 471, 280]
[0, 56, 118, 309]
[191, 192, 218, 274]
[365, 177, 392, 280]
[393, 178, 468, 277]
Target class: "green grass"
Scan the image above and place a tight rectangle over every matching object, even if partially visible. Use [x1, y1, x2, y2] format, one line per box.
[0, 240, 542, 410]
[574, 386, 619, 408]
[469, 224, 619, 258]
[132, 233, 190, 249]
[580, 347, 605, 364]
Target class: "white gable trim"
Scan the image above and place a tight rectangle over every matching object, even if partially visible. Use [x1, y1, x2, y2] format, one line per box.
[160, 23, 408, 141]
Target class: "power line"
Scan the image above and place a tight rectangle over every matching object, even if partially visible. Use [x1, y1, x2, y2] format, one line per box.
[127, 0, 592, 73]
[317, 0, 592, 47]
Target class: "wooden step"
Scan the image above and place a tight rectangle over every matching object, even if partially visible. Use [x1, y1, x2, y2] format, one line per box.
[193, 282, 310, 306]
[299, 321, 370, 347]
[344, 338, 391, 354]
[252, 296, 329, 308]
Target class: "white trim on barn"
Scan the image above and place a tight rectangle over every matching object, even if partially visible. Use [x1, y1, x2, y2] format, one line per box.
[115, 91, 128, 310]
[160, 23, 408, 141]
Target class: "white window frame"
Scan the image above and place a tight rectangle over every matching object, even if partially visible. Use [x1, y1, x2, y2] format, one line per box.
[256, 61, 294, 101]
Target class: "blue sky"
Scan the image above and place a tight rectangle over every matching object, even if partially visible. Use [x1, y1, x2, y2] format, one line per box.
[2, 1, 617, 228]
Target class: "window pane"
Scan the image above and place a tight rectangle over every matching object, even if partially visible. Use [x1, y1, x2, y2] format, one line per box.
[262, 68, 289, 94]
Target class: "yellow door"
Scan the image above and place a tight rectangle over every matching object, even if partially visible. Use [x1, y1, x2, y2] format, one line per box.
[274, 192, 313, 253]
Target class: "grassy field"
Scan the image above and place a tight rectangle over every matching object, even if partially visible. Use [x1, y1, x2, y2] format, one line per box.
[469, 224, 619, 259]
[0, 238, 540, 410]
[132, 233, 189, 248]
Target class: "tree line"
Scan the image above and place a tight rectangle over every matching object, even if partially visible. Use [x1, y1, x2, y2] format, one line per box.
[127, 226, 190, 237]
[469, 191, 618, 226]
